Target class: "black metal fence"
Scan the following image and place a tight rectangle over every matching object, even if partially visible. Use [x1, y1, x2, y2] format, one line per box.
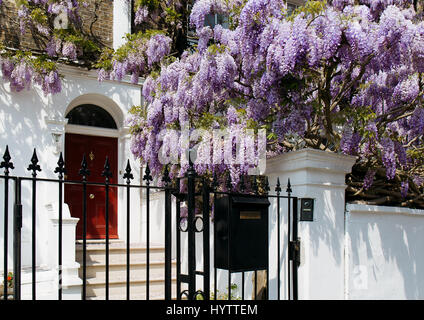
[0, 145, 300, 300]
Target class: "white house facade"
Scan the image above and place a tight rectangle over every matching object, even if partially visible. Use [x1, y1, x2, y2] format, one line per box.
[2, 0, 424, 302]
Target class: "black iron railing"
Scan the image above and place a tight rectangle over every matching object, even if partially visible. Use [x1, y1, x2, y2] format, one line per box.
[0, 145, 300, 300]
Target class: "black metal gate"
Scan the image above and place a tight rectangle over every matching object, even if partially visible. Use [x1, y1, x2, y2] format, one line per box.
[0, 146, 300, 300]
[170, 161, 300, 301]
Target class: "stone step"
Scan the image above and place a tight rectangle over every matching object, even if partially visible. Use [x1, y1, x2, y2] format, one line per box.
[76, 242, 165, 265]
[85, 278, 178, 299]
[76, 241, 176, 300]
[80, 260, 177, 281]
[87, 284, 178, 300]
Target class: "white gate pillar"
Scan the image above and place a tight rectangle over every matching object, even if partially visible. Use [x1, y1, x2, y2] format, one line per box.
[265, 149, 356, 299]
[46, 202, 82, 299]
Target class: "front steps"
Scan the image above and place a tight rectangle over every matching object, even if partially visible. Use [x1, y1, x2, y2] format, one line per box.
[76, 241, 176, 300]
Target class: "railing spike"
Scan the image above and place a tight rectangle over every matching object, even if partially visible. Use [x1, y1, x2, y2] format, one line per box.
[79, 154, 90, 179]
[0, 145, 14, 175]
[54, 152, 66, 179]
[27, 148, 41, 177]
[101, 156, 113, 182]
[162, 165, 171, 186]
[143, 163, 153, 185]
[275, 177, 282, 194]
[264, 176, 270, 193]
[286, 178, 292, 194]
[123, 159, 134, 184]
[3, 145, 11, 162]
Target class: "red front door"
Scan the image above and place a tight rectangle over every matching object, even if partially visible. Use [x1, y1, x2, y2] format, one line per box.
[65, 133, 118, 239]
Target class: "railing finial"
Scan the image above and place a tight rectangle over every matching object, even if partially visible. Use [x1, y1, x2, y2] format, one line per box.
[54, 152, 66, 179]
[101, 156, 113, 183]
[79, 154, 90, 180]
[275, 177, 282, 194]
[264, 176, 270, 193]
[123, 159, 134, 184]
[0, 145, 14, 175]
[162, 165, 171, 187]
[143, 163, 153, 185]
[27, 148, 42, 177]
[286, 178, 292, 194]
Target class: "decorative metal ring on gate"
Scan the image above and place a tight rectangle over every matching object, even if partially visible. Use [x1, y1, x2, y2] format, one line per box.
[194, 216, 204, 233]
[193, 290, 205, 300]
[178, 217, 188, 232]
[179, 290, 190, 300]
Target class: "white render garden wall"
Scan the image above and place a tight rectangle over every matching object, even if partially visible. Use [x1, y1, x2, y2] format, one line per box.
[265, 150, 424, 300]
[345, 204, 424, 299]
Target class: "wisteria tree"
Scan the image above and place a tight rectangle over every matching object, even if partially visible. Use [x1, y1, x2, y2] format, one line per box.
[1, 0, 424, 207]
[126, 0, 424, 208]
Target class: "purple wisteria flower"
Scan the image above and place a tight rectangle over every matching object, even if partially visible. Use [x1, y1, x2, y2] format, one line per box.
[97, 68, 110, 82]
[380, 138, 396, 180]
[1, 59, 15, 78]
[413, 175, 424, 187]
[363, 169, 376, 190]
[135, 6, 149, 25]
[9, 60, 33, 92]
[46, 37, 58, 57]
[340, 128, 361, 155]
[409, 108, 424, 137]
[62, 42, 77, 60]
[226, 106, 238, 125]
[401, 181, 409, 198]
[146, 34, 172, 67]
[197, 27, 213, 53]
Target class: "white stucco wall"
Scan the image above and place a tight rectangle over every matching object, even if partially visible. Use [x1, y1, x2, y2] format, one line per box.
[266, 149, 356, 300]
[0, 65, 143, 295]
[345, 204, 424, 300]
[113, 0, 132, 50]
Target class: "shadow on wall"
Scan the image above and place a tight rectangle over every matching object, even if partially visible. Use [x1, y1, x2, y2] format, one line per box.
[309, 188, 345, 264]
[0, 81, 50, 172]
[347, 206, 424, 299]
[268, 179, 346, 266]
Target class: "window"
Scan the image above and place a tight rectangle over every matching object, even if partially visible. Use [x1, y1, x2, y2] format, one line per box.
[204, 13, 229, 29]
[66, 104, 117, 129]
[287, 3, 299, 16]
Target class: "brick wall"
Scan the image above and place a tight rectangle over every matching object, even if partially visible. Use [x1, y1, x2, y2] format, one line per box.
[0, 0, 114, 52]
[0, 0, 22, 49]
[80, 0, 114, 48]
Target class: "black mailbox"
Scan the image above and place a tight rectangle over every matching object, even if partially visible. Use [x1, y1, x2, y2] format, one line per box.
[214, 194, 270, 272]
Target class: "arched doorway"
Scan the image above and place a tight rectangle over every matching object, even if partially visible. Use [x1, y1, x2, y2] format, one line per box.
[64, 104, 119, 239]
